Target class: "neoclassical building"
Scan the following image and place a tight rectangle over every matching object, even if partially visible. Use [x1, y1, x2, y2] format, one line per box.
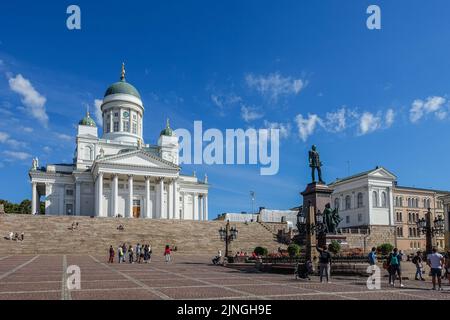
[29, 65, 209, 220]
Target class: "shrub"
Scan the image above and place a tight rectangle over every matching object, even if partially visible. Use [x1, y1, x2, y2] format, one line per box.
[377, 243, 394, 255]
[328, 240, 341, 254]
[287, 244, 301, 257]
[254, 246, 268, 256]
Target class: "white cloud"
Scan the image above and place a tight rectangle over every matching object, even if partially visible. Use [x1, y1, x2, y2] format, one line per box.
[241, 105, 264, 122]
[245, 72, 306, 101]
[8, 74, 48, 127]
[359, 112, 382, 135]
[2, 150, 31, 160]
[56, 133, 72, 141]
[43, 146, 52, 153]
[385, 109, 395, 127]
[22, 127, 34, 133]
[295, 114, 321, 142]
[210, 93, 242, 116]
[263, 120, 291, 139]
[94, 99, 103, 126]
[323, 108, 346, 133]
[410, 96, 446, 123]
[0, 132, 27, 148]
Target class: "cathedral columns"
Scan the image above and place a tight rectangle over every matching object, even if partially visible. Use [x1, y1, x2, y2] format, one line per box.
[204, 194, 208, 221]
[127, 175, 133, 218]
[112, 174, 119, 217]
[193, 193, 199, 220]
[199, 195, 204, 221]
[75, 182, 81, 216]
[31, 182, 37, 215]
[173, 179, 178, 219]
[157, 178, 164, 219]
[145, 176, 151, 219]
[95, 173, 103, 217]
[168, 180, 174, 220]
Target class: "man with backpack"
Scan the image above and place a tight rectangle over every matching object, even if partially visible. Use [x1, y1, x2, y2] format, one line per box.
[387, 248, 404, 288]
[412, 251, 425, 281]
[316, 245, 332, 283]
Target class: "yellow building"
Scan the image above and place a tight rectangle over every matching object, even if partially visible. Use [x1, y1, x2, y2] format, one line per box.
[393, 186, 447, 253]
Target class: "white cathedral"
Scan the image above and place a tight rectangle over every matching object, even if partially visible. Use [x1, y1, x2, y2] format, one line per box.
[29, 65, 209, 220]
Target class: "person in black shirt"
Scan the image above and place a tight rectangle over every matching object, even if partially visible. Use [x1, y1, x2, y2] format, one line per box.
[316, 245, 332, 283]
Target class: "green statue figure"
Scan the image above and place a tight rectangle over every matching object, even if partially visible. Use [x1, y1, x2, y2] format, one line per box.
[323, 203, 342, 234]
[309, 145, 324, 184]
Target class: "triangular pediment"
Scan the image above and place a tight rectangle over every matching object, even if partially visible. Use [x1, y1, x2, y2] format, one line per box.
[96, 150, 179, 170]
[368, 167, 396, 180]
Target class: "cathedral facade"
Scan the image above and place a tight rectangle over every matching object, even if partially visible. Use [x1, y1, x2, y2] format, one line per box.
[28, 65, 209, 220]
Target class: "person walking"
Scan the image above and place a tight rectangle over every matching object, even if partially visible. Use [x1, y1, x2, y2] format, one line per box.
[122, 243, 127, 263]
[128, 245, 134, 264]
[164, 245, 172, 263]
[108, 245, 115, 263]
[135, 243, 141, 263]
[118, 245, 123, 263]
[426, 247, 444, 291]
[148, 245, 152, 263]
[316, 245, 332, 283]
[368, 247, 377, 266]
[412, 251, 425, 281]
[387, 248, 404, 287]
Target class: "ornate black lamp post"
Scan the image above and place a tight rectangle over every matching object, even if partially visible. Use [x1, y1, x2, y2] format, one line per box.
[297, 205, 326, 260]
[417, 207, 445, 254]
[219, 220, 238, 258]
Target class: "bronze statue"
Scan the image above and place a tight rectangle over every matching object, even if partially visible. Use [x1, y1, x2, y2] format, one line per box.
[308, 145, 324, 184]
[323, 203, 342, 234]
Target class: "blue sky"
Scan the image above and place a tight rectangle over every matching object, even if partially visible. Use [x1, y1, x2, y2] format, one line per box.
[1, 1, 450, 218]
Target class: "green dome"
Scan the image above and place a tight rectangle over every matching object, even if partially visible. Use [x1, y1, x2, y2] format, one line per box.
[79, 112, 96, 127]
[160, 118, 174, 136]
[104, 80, 141, 99]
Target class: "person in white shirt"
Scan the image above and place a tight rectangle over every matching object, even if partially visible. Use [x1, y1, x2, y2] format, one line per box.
[427, 247, 444, 291]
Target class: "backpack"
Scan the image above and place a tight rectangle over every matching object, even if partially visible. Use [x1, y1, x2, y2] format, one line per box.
[368, 252, 375, 264]
[390, 254, 399, 265]
[412, 256, 418, 264]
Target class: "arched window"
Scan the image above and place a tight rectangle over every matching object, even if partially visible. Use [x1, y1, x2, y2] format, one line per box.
[357, 193, 363, 208]
[334, 198, 340, 210]
[410, 242, 413, 249]
[409, 228, 412, 237]
[381, 192, 387, 208]
[416, 213, 419, 222]
[345, 196, 351, 210]
[372, 191, 378, 208]
[84, 146, 92, 160]
[399, 197, 403, 207]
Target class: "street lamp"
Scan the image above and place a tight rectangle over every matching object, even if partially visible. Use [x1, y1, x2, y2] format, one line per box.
[296, 207, 326, 236]
[416, 208, 445, 254]
[219, 220, 238, 258]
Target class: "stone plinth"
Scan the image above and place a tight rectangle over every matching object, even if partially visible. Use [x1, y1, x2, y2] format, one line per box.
[301, 182, 334, 214]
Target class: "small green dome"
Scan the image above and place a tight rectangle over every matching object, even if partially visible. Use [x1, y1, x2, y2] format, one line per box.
[79, 112, 96, 127]
[160, 118, 174, 136]
[104, 80, 141, 99]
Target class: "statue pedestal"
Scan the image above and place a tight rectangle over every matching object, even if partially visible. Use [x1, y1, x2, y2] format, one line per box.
[318, 234, 348, 250]
[301, 182, 334, 212]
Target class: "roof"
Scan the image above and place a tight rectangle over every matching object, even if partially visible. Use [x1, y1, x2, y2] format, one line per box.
[330, 166, 397, 185]
[79, 112, 96, 127]
[394, 185, 450, 195]
[104, 80, 141, 99]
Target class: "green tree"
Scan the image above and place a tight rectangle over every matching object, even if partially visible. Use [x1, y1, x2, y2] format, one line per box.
[287, 244, 301, 257]
[328, 240, 341, 254]
[377, 243, 394, 255]
[254, 246, 268, 256]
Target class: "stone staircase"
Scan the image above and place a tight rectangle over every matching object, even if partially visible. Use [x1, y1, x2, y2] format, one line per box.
[0, 214, 284, 255]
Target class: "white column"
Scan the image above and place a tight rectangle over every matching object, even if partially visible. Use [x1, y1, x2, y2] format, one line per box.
[173, 179, 178, 219]
[112, 174, 119, 217]
[193, 193, 199, 220]
[31, 182, 37, 215]
[199, 196, 204, 221]
[168, 180, 173, 220]
[145, 176, 151, 219]
[59, 185, 64, 216]
[128, 175, 133, 218]
[158, 178, 164, 219]
[204, 194, 208, 221]
[95, 173, 104, 217]
[75, 182, 81, 216]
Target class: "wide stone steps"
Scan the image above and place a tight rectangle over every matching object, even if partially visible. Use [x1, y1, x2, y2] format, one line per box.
[0, 215, 284, 255]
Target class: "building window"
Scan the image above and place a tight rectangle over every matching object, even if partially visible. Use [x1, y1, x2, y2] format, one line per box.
[334, 198, 340, 210]
[123, 121, 130, 132]
[357, 193, 363, 208]
[345, 196, 351, 210]
[372, 191, 378, 208]
[113, 122, 119, 132]
[409, 227, 412, 237]
[66, 204, 73, 215]
[114, 112, 119, 118]
[381, 192, 387, 208]
[399, 197, 403, 207]
[132, 122, 137, 134]
[66, 189, 74, 196]
[357, 213, 362, 222]
[346, 216, 350, 223]
[106, 122, 111, 133]
[415, 213, 419, 222]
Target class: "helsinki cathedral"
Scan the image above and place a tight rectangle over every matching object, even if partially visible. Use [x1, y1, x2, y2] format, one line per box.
[29, 64, 209, 220]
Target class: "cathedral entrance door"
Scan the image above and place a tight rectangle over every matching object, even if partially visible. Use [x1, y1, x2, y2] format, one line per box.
[133, 199, 141, 218]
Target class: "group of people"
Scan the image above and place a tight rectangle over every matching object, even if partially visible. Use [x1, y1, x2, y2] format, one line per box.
[5, 231, 24, 241]
[68, 222, 79, 231]
[108, 244, 174, 264]
[368, 246, 450, 290]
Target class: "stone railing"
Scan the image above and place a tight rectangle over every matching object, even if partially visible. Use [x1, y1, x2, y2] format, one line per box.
[337, 228, 370, 235]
